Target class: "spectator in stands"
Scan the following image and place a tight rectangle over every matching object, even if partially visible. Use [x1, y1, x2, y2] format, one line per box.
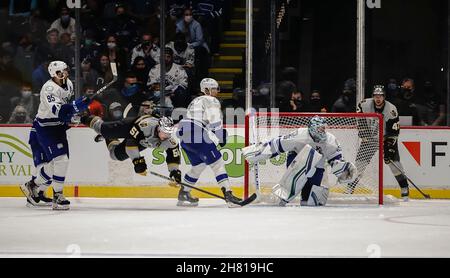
[34, 28, 71, 67]
[130, 32, 159, 68]
[281, 67, 299, 87]
[122, 72, 153, 117]
[278, 81, 306, 112]
[0, 49, 22, 121]
[332, 78, 356, 112]
[107, 102, 124, 121]
[84, 85, 105, 119]
[176, 8, 210, 81]
[307, 90, 327, 112]
[131, 56, 151, 88]
[147, 47, 189, 108]
[31, 60, 50, 95]
[28, 9, 49, 45]
[7, 105, 32, 124]
[14, 33, 35, 83]
[385, 78, 400, 102]
[392, 78, 424, 126]
[416, 81, 446, 126]
[10, 83, 38, 120]
[80, 29, 101, 63]
[50, 7, 76, 41]
[167, 32, 195, 74]
[102, 35, 128, 74]
[96, 54, 114, 87]
[81, 0, 106, 39]
[147, 5, 177, 43]
[81, 58, 100, 89]
[105, 2, 139, 51]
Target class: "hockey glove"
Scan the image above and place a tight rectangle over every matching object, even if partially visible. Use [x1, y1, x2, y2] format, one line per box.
[168, 169, 182, 187]
[73, 95, 92, 113]
[384, 137, 397, 164]
[132, 157, 148, 176]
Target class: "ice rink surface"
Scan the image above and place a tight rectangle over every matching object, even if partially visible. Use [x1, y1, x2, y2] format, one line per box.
[1, 197, 450, 258]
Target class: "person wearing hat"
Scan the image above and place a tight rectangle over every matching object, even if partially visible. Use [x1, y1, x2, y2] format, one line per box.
[348, 85, 410, 201]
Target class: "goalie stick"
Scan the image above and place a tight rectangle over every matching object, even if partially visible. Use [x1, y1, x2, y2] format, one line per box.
[389, 160, 431, 199]
[149, 171, 257, 206]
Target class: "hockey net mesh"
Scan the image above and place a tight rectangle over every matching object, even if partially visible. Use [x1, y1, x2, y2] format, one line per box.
[246, 113, 383, 205]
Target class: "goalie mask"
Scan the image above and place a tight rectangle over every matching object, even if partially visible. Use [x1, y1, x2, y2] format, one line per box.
[308, 116, 327, 143]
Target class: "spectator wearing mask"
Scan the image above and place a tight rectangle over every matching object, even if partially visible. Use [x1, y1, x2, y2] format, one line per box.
[10, 83, 38, 119]
[307, 90, 327, 112]
[278, 81, 306, 112]
[416, 81, 446, 126]
[7, 105, 32, 124]
[147, 47, 189, 108]
[176, 8, 210, 81]
[385, 78, 400, 102]
[131, 56, 151, 88]
[167, 32, 195, 74]
[80, 29, 102, 63]
[392, 78, 423, 126]
[49, 7, 76, 41]
[122, 72, 152, 118]
[332, 78, 356, 113]
[130, 32, 159, 68]
[102, 35, 128, 74]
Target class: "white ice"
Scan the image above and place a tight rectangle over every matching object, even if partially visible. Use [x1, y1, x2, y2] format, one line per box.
[1, 197, 450, 258]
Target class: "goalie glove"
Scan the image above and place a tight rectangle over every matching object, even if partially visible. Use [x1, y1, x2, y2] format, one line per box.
[331, 160, 357, 183]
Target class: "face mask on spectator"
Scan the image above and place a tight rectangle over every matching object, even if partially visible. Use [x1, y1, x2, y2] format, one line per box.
[61, 15, 70, 27]
[184, 15, 193, 23]
[21, 90, 32, 99]
[107, 42, 116, 49]
[174, 41, 187, 52]
[112, 110, 123, 119]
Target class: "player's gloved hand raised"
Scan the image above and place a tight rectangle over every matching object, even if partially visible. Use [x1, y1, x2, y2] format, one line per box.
[72, 95, 92, 113]
[168, 169, 182, 187]
[132, 157, 147, 176]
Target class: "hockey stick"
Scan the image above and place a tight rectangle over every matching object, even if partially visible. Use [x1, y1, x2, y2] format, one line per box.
[93, 62, 118, 97]
[389, 160, 431, 199]
[249, 111, 262, 195]
[149, 171, 257, 206]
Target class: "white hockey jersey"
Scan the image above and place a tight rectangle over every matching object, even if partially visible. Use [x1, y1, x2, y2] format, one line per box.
[35, 79, 74, 125]
[270, 128, 343, 169]
[147, 63, 188, 92]
[186, 95, 223, 132]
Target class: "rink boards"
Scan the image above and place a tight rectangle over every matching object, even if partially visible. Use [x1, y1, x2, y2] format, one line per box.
[0, 125, 449, 198]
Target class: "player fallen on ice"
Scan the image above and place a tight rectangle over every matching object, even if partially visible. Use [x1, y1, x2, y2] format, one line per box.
[348, 85, 410, 200]
[175, 78, 242, 207]
[20, 61, 92, 210]
[80, 103, 182, 185]
[242, 116, 357, 206]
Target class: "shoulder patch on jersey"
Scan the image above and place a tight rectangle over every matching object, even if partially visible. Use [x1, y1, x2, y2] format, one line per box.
[391, 109, 398, 118]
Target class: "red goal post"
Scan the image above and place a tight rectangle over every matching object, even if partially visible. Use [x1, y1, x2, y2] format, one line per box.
[244, 112, 384, 205]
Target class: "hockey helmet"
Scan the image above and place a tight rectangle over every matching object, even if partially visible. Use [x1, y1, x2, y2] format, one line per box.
[158, 116, 175, 135]
[308, 116, 327, 143]
[372, 85, 386, 97]
[48, 61, 69, 79]
[200, 78, 220, 95]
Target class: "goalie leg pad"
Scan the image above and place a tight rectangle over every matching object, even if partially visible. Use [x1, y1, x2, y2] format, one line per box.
[272, 144, 322, 202]
[301, 184, 329, 206]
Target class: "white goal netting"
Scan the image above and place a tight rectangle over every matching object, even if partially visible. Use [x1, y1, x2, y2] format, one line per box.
[245, 113, 384, 205]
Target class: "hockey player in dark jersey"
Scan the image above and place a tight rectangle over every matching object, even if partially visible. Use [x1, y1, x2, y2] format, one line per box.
[81, 112, 182, 184]
[347, 85, 409, 200]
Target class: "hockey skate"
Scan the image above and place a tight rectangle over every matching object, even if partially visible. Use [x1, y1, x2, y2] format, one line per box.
[26, 190, 53, 208]
[52, 191, 70, 210]
[221, 187, 243, 208]
[401, 187, 409, 202]
[177, 187, 199, 207]
[20, 179, 40, 206]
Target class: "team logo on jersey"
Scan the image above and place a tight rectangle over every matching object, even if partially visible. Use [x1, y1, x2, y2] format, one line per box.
[45, 86, 54, 92]
[391, 110, 397, 118]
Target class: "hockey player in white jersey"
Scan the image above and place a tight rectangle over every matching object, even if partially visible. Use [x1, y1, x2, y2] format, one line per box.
[242, 116, 357, 206]
[20, 61, 92, 210]
[175, 78, 242, 207]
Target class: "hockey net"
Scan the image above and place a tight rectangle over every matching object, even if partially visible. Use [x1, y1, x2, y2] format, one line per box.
[244, 112, 384, 205]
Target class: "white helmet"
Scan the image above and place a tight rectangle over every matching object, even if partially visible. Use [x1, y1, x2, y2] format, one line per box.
[48, 61, 68, 78]
[158, 116, 175, 135]
[200, 78, 220, 95]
